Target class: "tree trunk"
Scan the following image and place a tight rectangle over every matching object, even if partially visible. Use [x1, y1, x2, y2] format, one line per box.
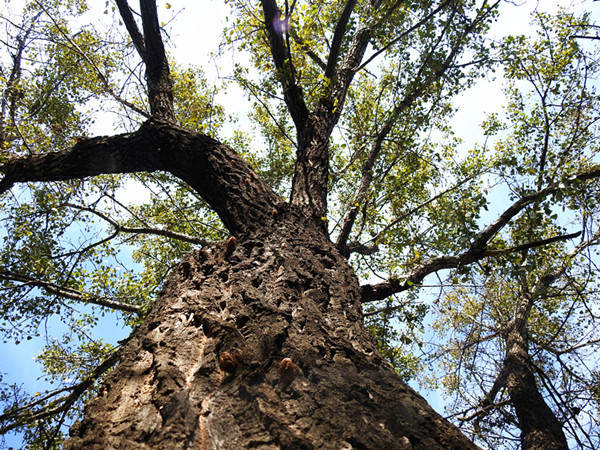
[64, 209, 476, 449]
[505, 318, 568, 450]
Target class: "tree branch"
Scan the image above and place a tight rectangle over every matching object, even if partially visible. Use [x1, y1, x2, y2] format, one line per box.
[360, 168, 600, 302]
[556, 338, 600, 356]
[0, 119, 282, 236]
[0, 13, 38, 146]
[533, 225, 600, 294]
[34, 1, 149, 117]
[289, 28, 327, 70]
[0, 269, 142, 314]
[484, 231, 582, 257]
[260, 0, 309, 129]
[327, 23, 369, 125]
[472, 170, 600, 251]
[456, 400, 510, 423]
[324, 0, 358, 79]
[535, 336, 600, 357]
[346, 240, 378, 255]
[572, 35, 600, 40]
[336, 1, 494, 253]
[355, 0, 451, 73]
[0, 125, 160, 194]
[0, 349, 121, 434]
[114, 0, 147, 61]
[362, 174, 478, 249]
[65, 203, 209, 245]
[287, 1, 417, 220]
[139, 0, 174, 119]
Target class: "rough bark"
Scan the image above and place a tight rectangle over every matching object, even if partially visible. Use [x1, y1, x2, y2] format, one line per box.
[64, 210, 477, 449]
[291, 114, 332, 223]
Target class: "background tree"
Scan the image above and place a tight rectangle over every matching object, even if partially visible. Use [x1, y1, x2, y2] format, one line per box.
[427, 11, 600, 449]
[0, 0, 598, 448]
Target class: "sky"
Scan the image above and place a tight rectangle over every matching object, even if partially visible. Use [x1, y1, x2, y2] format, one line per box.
[0, 0, 598, 447]
[166, 0, 595, 142]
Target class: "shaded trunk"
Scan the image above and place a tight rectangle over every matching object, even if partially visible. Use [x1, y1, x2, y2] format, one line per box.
[290, 114, 332, 222]
[140, 0, 174, 120]
[64, 209, 476, 449]
[505, 319, 568, 450]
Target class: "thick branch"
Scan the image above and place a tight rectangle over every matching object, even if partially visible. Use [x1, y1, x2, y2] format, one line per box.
[324, 0, 358, 79]
[327, 24, 370, 125]
[361, 254, 464, 302]
[289, 2, 418, 220]
[0, 126, 159, 194]
[572, 35, 600, 40]
[288, 5, 374, 221]
[327, 0, 461, 131]
[114, 0, 147, 60]
[335, 135, 382, 255]
[260, 0, 309, 129]
[0, 120, 282, 236]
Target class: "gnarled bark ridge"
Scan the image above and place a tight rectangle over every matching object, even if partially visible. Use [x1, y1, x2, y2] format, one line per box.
[64, 210, 476, 449]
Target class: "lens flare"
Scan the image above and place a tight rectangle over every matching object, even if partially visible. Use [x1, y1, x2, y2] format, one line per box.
[273, 12, 290, 34]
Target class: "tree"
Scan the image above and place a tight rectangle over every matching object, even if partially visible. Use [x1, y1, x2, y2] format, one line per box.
[0, 0, 598, 448]
[427, 11, 600, 449]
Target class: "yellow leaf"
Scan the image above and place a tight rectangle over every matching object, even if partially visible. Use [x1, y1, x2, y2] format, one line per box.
[166, 3, 172, 9]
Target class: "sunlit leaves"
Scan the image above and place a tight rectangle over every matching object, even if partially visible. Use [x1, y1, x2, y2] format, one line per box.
[171, 65, 225, 134]
[496, 11, 599, 192]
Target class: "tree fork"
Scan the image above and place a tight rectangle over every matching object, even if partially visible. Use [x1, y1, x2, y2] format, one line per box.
[64, 212, 477, 449]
